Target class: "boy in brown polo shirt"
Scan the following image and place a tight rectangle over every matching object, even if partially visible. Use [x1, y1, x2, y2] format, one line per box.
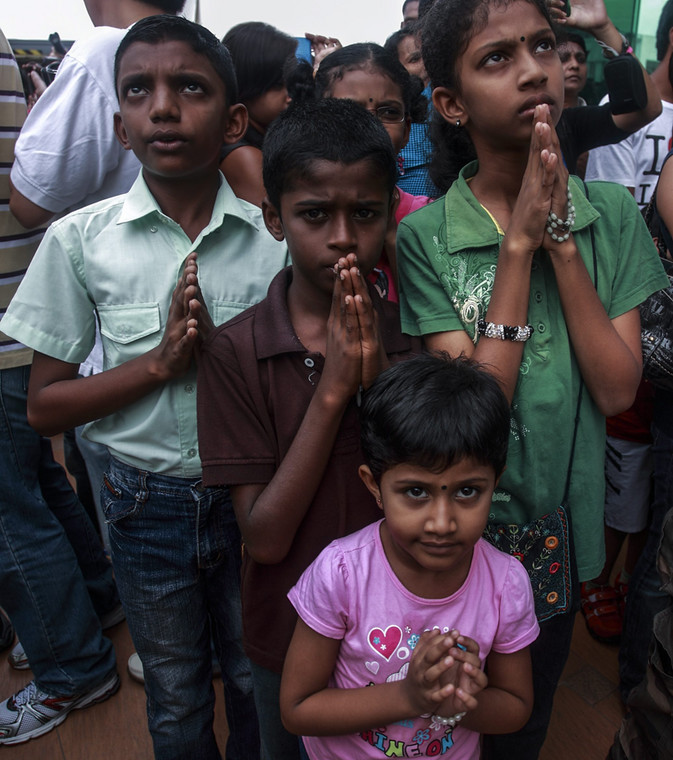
[197, 98, 420, 760]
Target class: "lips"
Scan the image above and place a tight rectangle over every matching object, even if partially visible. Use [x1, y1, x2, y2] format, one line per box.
[149, 131, 187, 150]
[421, 542, 458, 555]
[518, 95, 555, 116]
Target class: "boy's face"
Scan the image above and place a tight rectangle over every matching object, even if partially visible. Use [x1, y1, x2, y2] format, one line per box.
[359, 457, 498, 597]
[114, 39, 245, 185]
[263, 159, 392, 299]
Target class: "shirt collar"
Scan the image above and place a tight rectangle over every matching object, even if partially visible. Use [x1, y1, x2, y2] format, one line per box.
[254, 268, 412, 360]
[117, 170, 262, 234]
[445, 160, 600, 254]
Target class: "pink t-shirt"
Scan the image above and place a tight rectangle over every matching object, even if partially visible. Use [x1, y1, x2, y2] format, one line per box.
[288, 520, 538, 760]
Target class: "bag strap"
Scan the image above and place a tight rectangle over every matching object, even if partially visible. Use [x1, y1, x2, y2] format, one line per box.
[562, 182, 598, 505]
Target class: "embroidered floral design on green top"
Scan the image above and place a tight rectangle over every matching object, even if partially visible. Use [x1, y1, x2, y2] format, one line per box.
[440, 253, 496, 342]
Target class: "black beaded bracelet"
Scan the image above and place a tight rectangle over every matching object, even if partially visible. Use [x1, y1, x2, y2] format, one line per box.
[477, 319, 534, 342]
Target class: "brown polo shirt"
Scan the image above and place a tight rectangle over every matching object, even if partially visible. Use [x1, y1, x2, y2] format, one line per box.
[198, 267, 420, 672]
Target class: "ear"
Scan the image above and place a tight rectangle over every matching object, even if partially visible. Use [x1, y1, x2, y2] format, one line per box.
[358, 465, 383, 511]
[113, 112, 133, 151]
[261, 197, 285, 242]
[223, 103, 248, 145]
[432, 86, 468, 129]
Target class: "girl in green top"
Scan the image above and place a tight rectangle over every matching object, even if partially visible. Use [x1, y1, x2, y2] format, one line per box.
[396, 0, 668, 756]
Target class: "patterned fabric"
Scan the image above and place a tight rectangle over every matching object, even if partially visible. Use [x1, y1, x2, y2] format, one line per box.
[0, 30, 43, 369]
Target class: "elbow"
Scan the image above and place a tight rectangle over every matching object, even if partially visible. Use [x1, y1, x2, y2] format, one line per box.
[595, 386, 638, 418]
[26, 400, 63, 438]
[244, 535, 291, 565]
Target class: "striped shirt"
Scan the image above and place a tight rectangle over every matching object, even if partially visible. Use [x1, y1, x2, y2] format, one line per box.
[0, 30, 43, 369]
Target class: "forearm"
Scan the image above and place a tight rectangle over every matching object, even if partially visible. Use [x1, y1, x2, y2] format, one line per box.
[282, 681, 415, 736]
[550, 243, 641, 415]
[28, 351, 172, 436]
[235, 386, 351, 564]
[456, 685, 531, 734]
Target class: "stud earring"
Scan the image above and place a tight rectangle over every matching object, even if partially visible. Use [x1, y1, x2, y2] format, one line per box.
[455, 119, 461, 127]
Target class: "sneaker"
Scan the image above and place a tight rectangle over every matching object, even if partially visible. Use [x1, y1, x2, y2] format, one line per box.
[0, 610, 14, 653]
[9, 603, 125, 671]
[0, 670, 120, 745]
[126, 651, 223, 685]
[580, 581, 622, 643]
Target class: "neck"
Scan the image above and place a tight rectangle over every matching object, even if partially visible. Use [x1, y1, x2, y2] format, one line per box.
[563, 93, 580, 109]
[90, 1, 175, 29]
[651, 54, 673, 103]
[286, 275, 333, 355]
[467, 144, 528, 228]
[143, 170, 220, 243]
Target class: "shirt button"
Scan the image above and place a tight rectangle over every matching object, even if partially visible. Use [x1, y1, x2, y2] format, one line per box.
[538, 323, 546, 333]
[185, 384, 194, 394]
[534, 291, 543, 303]
[149, 225, 158, 233]
[304, 358, 315, 368]
[187, 448, 197, 458]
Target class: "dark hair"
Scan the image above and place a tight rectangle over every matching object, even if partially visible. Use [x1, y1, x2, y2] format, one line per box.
[384, 27, 418, 59]
[657, 0, 673, 61]
[150, 0, 187, 11]
[556, 30, 587, 54]
[360, 353, 510, 482]
[262, 97, 397, 211]
[418, 0, 437, 18]
[222, 22, 297, 103]
[421, 0, 555, 191]
[315, 43, 427, 123]
[115, 15, 238, 105]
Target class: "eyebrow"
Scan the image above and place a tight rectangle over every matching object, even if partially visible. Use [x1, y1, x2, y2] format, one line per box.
[473, 27, 552, 55]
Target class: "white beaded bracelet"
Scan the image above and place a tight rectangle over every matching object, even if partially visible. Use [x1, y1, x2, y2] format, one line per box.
[431, 711, 466, 727]
[546, 186, 576, 243]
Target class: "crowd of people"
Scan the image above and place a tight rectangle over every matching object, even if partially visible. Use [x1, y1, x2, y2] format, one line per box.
[0, 0, 672, 758]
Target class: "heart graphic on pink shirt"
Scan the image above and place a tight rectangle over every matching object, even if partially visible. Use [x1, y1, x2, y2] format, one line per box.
[367, 626, 402, 660]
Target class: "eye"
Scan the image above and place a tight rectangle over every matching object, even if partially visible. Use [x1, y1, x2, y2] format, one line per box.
[376, 105, 405, 124]
[354, 208, 377, 220]
[182, 82, 205, 93]
[406, 486, 429, 500]
[456, 486, 478, 499]
[559, 51, 570, 64]
[483, 51, 506, 66]
[301, 208, 327, 221]
[124, 83, 147, 97]
[535, 37, 556, 54]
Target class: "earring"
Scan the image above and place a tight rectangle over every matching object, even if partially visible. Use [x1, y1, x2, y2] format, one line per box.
[455, 119, 461, 127]
[376, 497, 382, 506]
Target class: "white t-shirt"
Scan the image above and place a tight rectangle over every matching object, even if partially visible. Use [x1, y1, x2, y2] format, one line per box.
[11, 25, 139, 215]
[288, 520, 539, 760]
[585, 98, 673, 208]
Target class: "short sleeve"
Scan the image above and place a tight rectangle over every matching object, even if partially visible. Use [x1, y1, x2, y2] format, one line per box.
[397, 211, 464, 337]
[585, 137, 636, 187]
[288, 542, 350, 640]
[492, 557, 539, 654]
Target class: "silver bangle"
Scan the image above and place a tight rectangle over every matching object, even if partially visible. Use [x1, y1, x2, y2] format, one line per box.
[431, 711, 466, 727]
[477, 319, 534, 342]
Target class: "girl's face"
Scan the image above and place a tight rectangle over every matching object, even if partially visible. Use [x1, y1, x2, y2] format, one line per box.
[433, 0, 563, 153]
[246, 84, 290, 132]
[327, 67, 411, 154]
[397, 35, 429, 87]
[558, 41, 587, 100]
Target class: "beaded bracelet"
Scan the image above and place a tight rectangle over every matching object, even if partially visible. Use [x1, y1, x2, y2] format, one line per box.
[546, 186, 576, 243]
[431, 711, 466, 728]
[477, 319, 534, 342]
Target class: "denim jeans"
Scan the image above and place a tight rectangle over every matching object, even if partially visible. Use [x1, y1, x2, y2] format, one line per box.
[619, 420, 672, 700]
[0, 365, 117, 695]
[249, 661, 302, 760]
[102, 458, 258, 760]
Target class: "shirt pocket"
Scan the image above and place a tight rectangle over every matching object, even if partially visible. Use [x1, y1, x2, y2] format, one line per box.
[97, 303, 162, 369]
[211, 299, 255, 327]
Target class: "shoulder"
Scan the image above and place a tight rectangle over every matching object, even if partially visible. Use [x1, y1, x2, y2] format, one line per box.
[398, 194, 445, 233]
[64, 26, 128, 67]
[48, 193, 127, 238]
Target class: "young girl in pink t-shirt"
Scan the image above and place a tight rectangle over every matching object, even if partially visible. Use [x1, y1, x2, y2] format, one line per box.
[281, 355, 539, 759]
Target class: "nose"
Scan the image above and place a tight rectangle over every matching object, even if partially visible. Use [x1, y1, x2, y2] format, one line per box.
[328, 214, 357, 253]
[149, 86, 179, 122]
[426, 497, 456, 536]
[519, 50, 548, 88]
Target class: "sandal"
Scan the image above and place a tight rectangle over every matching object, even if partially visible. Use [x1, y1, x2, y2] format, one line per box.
[580, 582, 622, 643]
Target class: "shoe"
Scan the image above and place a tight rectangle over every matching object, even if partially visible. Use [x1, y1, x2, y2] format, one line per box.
[9, 603, 125, 671]
[580, 582, 622, 643]
[0, 670, 120, 745]
[0, 610, 14, 653]
[126, 651, 223, 685]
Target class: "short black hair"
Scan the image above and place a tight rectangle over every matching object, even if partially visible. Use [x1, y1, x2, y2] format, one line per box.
[556, 30, 587, 54]
[150, 0, 186, 11]
[263, 97, 397, 211]
[222, 22, 297, 104]
[418, 0, 437, 18]
[115, 15, 238, 105]
[657, 0, 673, 61]
[360, 353, 510, 482]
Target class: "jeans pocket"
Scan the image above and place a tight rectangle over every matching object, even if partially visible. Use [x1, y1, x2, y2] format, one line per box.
[101, 472, 146, 524]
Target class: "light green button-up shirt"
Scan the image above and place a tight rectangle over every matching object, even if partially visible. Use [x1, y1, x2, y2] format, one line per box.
[2, 172, 289, 477]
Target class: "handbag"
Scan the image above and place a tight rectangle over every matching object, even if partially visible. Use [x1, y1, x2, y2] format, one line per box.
[640, 190, 673, 392]
[483, 182, 597, 622]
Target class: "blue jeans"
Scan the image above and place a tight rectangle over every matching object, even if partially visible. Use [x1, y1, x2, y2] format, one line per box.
[0, 365, 117, 695]
[249, 661, 302, 760]
[619, 420, 672, 700]
[102, 458, 258, 760]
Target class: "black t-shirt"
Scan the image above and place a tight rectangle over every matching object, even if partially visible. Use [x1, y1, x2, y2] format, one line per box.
[558, 103, 629, 175]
